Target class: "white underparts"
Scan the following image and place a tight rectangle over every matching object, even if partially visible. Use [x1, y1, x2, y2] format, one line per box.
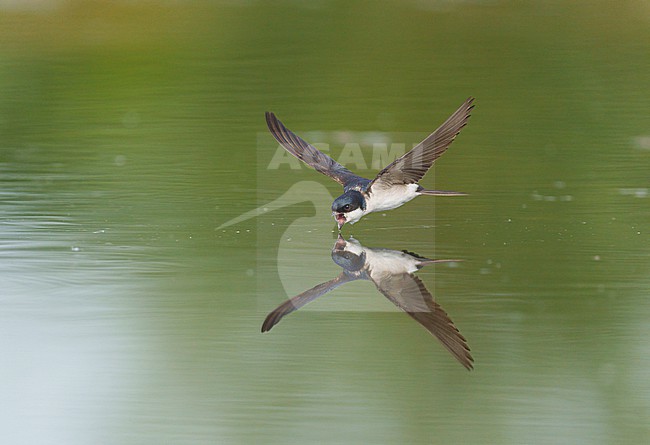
[364, 184, 421, 213]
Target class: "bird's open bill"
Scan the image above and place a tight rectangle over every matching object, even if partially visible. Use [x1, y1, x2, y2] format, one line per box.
[334, 212, 346, 230]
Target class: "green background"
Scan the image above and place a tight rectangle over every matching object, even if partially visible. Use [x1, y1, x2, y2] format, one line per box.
[1, 1, 649, 443]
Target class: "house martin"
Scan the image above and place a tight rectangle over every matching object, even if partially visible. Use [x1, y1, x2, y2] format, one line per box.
[261, 236, 474, 370]
[266, 97, 474, 230]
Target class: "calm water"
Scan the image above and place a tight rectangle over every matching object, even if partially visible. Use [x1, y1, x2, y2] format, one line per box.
[1, 1, 649, 444]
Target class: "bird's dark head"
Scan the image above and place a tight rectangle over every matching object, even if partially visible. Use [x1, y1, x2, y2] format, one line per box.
[331, 190, 366, 229]
[331, 236, 367, 277]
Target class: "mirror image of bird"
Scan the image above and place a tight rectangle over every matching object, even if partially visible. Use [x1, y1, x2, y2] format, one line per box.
[265, 97, 474, 230]
[261, 235, 473, 370]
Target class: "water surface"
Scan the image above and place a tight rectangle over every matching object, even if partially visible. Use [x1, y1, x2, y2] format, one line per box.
[1, 1, 649, 444]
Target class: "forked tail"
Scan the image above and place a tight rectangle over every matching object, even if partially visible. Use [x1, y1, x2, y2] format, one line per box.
[418, 189, 467, 196]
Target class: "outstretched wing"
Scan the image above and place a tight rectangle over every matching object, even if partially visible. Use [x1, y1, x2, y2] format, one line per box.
[266, 112, 365, 187]
[373, 273, 474, 370]
[367, 97, 474, 193]
[261, 272, 355, 333]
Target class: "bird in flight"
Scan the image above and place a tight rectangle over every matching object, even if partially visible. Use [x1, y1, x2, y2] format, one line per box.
[265, 97, 474, 230]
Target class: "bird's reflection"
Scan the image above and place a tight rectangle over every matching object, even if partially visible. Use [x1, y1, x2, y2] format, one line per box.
[262, 236, 474, 370]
